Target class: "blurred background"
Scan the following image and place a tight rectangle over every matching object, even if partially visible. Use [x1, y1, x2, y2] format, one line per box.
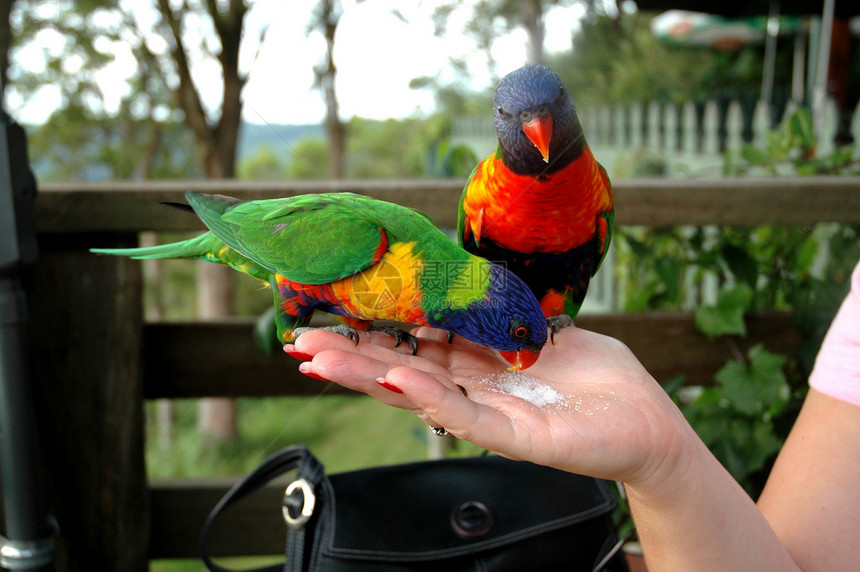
[6, 1, 859, 569]
[11, 0, 860, 184]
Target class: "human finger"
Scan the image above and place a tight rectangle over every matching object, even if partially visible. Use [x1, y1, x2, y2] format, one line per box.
[380, 366, 526, 458]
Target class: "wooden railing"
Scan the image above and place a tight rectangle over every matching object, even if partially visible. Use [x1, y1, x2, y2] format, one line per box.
[28, 177, 860, 569]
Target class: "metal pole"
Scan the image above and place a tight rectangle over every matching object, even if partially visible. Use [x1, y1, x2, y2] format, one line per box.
[811, 0, 836, 139]
[0, 87, 55, 569]
[760, 0, 780, 106]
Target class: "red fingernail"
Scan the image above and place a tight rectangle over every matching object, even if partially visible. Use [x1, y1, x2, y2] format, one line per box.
[285, 349, 314, 361]
[376, 377, 403, 394]
[300, 369, 329, 382]
[283, 345, 315, 361]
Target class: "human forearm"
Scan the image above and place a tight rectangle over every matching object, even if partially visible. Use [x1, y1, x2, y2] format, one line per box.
[625, 428, 800, 572]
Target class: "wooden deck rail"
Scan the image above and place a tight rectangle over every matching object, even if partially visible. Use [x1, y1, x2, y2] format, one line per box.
[36, 176, 860, 231]
[26, 177, 860, 569]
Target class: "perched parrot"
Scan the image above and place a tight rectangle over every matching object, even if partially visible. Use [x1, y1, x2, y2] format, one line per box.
[92, 191, 547, 369]
[458, 64, 614, 337]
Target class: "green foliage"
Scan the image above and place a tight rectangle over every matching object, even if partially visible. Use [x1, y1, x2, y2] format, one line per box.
[725, 108, 860, 176]
[10, 1, 123, 114]
[237, 146, 289, 180]
[426, 139, 480, 178]
[146, 396, 432, 478]
[552, 11, 725, 106]
[682, 345, 789, 493]
[27, 106, 200, 181]
[616, 109, 860, 499]
[617, 224, 824, 314]
[247, 115, 472, 181]
[695, 285, 752, 338]
[620, 222, 858, 497]
[287, 137, 331, 179]
[345, 116, 451, 178]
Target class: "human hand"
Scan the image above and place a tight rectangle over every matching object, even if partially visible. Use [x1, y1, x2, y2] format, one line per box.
[288, 326, 691, 486]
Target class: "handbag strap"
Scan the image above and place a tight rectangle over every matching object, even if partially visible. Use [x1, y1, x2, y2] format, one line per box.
[199, 444, 326, 572]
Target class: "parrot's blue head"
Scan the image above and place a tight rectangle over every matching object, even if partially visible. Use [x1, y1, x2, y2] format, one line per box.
[493, 65, 584, 176]
[443, 262, 547, 370]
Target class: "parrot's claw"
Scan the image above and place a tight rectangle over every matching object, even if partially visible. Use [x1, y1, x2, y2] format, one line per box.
[292, 325, 360, 346]
[446, 331, 455, 344]
[547, 314, 574, 344]
[368, 325, 419, 355]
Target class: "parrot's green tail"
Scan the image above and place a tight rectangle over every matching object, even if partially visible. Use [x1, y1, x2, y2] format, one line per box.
[91, 232, 274, 283]
[90, 232, 223, 261]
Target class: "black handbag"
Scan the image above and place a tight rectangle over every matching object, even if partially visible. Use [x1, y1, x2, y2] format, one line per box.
[201, 444, 629, 572]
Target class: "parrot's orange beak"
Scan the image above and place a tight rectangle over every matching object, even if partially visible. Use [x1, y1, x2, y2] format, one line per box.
[522, 114, 553, 163]
[499, 348, 541, 371]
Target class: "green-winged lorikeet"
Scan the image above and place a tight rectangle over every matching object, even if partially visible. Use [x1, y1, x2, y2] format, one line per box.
[92, 192, 547, 369]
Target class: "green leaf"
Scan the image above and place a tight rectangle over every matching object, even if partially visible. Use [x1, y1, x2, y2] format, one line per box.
[793, 236, 818, 276]
[654, 256, 681, 300]
[695, 285, 752, 338]
[623, 235, 651, 259]
[715, 344, 787, 415]
[739, 144, 770, 164]
[788, 108, 816, 148]
[721, 243, 758, 289]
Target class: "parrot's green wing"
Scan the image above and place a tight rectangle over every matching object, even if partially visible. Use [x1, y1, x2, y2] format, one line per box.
[593, 163, 614, 275]
[457, 162, 480, 249]
[186, 192, 389, 285]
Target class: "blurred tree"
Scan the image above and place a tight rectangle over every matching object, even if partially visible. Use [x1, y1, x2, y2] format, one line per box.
[143, 0, 260, 441]
[308, 0, 345, 178]
[432, 0, 579, 71]
[283, 114, 477, 180]
[143, 0, 253, 179]
[238, 144, 288, 179]
[10, 0, 267, 441]
[287, 136, 330, 179]
[0, 0, 17, 95]
[551, 10, 713, 106]
[9, 2, 201, 180]
[26, 103, 199, 180]
[345, 114, 473, 178]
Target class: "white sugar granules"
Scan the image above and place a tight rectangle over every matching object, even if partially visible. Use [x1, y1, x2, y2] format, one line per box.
[479, 372, 567, 409]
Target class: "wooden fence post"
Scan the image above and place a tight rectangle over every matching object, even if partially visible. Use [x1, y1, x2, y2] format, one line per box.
[27, 233, 148, 571]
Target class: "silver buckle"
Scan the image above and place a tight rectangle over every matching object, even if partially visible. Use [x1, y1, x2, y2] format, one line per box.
[282, 478, 316, 530]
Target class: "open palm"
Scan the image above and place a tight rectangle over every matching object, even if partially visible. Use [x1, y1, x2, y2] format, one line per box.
[291, 325, 689, 485]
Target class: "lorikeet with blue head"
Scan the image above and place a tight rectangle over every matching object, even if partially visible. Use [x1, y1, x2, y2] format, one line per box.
[458, 64, 614, 338]
[92, 191, 547, 369]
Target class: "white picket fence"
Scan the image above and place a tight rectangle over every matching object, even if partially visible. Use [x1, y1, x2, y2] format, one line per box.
[453, 97, 860, 179]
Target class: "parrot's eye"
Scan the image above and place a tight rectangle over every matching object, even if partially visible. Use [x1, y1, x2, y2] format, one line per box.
[497, 106, 512, 119]
[510, 320, 530, 339]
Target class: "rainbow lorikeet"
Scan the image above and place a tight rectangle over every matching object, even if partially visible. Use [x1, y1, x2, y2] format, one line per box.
[458, 65, 614, 337]
[92, 192, 547, 369]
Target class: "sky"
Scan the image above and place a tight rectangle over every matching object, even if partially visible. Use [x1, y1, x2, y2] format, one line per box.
[240, 0, 585, 125]
[7, 0, 587, 126]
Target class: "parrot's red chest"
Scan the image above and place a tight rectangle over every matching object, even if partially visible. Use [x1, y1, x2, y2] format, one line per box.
[462, 147, 613, 254]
